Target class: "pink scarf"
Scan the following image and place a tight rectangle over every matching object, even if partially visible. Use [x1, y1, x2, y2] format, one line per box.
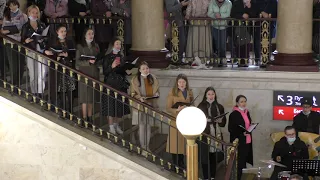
[233, 107, 251, 144]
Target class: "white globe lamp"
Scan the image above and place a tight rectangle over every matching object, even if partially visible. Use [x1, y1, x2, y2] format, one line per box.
[176, 106, 206, 180]
[176, 106, 207, 144]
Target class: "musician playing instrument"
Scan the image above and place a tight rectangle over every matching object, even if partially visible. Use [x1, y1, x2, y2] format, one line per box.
[270, 126, 309, 180]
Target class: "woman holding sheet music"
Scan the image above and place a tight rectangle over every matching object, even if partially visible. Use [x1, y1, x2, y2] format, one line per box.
[130, 61, 159, 152]
[228, 95, 254, 180]
[197, 87, 226, 180]
[75, 28, 100, 125]
[166, 73, 194, 169]
[44, 24, 76, 114]
[100, 37, 131, 135]
[1, 0, 27, 88]
[21, 5, 47, 100]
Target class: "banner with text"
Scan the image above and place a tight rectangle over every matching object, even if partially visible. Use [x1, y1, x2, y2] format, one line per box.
[273, 91, 320, 121]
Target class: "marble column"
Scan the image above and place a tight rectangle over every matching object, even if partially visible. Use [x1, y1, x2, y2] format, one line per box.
[131, 0, 168, 68]
[267, 0, 318, 72]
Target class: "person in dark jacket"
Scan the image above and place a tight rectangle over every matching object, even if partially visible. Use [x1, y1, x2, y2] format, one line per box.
[45, 24, 76, 113]
[100, 37, 131, 135]
[68, 0, 90, 44]
[21, 5, 48, 99]
[228, 94, 254, 180]
[75, 28, 100, 124]
[293, 97, 320, 135]
[197, 87, 226, 180]
[230, 0, 259, 67]
[270, 126, 309, 180]
[91, 0, 114, 52]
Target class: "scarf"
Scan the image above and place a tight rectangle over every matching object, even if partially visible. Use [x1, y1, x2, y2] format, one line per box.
[139, 75, 147, 97]
[233, 106, 251, 144]
[208, 102, 222, 152]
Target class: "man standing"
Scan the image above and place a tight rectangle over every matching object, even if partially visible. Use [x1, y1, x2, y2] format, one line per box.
[164, 0, 189, 64]
[293, 97, 320, 135]
[270, 126, 309, 180]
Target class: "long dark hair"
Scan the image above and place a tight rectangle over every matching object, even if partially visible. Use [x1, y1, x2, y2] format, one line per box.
[235, 95, 247, 106]
[201, 87, 218, 103]
[106, 37, 124, 56]
[4, 0, 20, 21]
[54, 24, 68, 48]
[137, 61, 154, 87]
[81, 28, 97, 48]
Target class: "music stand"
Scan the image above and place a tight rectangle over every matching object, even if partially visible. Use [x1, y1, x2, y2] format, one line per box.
[292, 159, 320, 176]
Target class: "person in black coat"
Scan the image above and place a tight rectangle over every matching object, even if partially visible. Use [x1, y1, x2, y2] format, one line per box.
[21, 5, 48, 99]
[197, 87, 226, 180]
[228, 94, 254, 180]
[230, 0, 259, 67]
[44, 24, 76, 113]
[68, 0, 90, 44]
[100, 37, 131, 135]
[270, 126, 309, 180]
[293, 97, 320, 135]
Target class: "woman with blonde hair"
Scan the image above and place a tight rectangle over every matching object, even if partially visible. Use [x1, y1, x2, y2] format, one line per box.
[21, 5, 47, 99]
[130, 61, 159, 151]
[166, 73, 194, 168]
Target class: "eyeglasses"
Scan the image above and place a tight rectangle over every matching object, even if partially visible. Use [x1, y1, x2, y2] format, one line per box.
[303, 106, 311, 109]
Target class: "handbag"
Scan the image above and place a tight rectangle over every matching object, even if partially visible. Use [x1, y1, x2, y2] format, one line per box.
[234, 26, 251, 46]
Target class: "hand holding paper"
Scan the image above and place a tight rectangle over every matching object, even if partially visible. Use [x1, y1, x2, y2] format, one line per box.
[239, 123, 259, 133]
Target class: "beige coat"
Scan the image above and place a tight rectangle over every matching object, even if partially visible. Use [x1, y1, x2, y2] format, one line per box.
[130, 74, 159, 101]
[166, 88, 194, 155]
[130, 74, 160, 125]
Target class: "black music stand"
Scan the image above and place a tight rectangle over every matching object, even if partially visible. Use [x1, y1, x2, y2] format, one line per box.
[292, 159, 320, 176]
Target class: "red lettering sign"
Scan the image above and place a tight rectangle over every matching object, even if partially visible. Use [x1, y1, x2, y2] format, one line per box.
[273, 106, 320, 121]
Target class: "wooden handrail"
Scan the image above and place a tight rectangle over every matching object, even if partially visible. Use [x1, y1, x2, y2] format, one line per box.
[224, 150, 237, 180]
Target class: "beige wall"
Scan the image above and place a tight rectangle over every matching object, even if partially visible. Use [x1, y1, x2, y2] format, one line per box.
[152, 69, 320, 173]
[0, 96, 168, 180]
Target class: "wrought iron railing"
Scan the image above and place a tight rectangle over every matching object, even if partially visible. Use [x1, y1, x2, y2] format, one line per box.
[0, 28, 238, 179]
[46, 16, 277, 68]
[167, 17, 277, 67]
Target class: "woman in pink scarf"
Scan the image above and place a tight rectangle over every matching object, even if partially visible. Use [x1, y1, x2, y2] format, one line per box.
[228, 95, 253, 180]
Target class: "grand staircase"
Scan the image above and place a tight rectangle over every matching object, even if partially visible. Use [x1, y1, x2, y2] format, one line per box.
[0, 33, 237, 180]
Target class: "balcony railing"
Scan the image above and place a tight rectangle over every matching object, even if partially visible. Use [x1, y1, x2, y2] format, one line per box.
[46, 16, 276, 67]
[0, 31, 238, 179]
[167, 17, 277, 67]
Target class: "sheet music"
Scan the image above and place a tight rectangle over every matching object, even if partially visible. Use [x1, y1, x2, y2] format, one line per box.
[239, 123, 258, 133]
[131, 57, 139, 64]
[31, 32, 41, 37]
[31, 26, 50, 37]
[50, 47, 63, 53]
[81, 55, 95, 59]
[42, 25, 50, 36]
[247, 123, 258, 132]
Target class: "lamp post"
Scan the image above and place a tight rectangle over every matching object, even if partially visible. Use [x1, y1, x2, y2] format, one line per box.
[176, 107, 207, 180]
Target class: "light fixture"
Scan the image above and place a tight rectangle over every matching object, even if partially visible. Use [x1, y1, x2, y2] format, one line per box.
[176, 106, 207, 138]
[176, 106, 207, 180]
